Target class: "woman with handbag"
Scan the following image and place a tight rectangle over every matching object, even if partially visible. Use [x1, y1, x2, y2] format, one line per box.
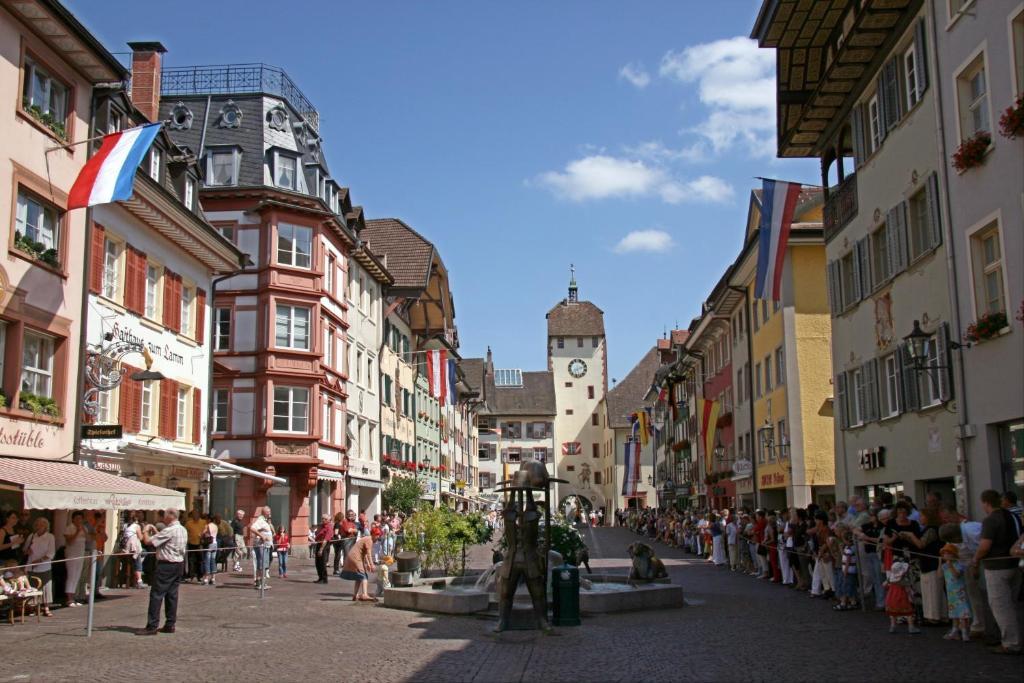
[200, 515, 219, 586]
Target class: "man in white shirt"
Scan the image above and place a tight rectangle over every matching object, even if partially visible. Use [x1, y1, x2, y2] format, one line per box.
[248, 507, 274, 589]
[138, 508, 187, 635]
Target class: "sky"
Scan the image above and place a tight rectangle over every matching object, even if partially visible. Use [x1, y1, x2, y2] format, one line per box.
[69, 0, 822, 382]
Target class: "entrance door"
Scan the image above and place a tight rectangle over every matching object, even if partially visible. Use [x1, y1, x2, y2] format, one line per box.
[267, 484, 290, 534]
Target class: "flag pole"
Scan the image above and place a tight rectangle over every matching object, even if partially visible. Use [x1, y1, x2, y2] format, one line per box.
[45, 120, 168, 154]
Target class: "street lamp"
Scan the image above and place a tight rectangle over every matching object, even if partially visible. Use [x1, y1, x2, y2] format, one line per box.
[902, 319, 964, 375]
[167, 475, 180, 490]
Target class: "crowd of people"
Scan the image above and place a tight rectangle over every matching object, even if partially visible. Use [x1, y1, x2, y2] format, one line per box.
[620, 489, 1024, 655]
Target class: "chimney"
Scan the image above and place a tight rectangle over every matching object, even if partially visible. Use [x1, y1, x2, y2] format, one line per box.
[128, 41, 167, 123]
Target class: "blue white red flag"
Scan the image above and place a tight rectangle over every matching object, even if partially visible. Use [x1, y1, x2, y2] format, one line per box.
[68, 123, 162, 209]
[754, 179, 803, 301]
[622, 440, 641, 497]
[426, 349, 449, 405]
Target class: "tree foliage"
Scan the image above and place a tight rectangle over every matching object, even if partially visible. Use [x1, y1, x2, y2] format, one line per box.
[382, 477, 423, 516]
[404, 507, 493, 574]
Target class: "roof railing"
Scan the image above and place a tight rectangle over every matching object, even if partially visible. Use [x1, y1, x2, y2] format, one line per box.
[160, 63, 319, 132]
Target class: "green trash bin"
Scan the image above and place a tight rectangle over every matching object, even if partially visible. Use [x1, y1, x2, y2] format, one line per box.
[551, 563, 581, 626]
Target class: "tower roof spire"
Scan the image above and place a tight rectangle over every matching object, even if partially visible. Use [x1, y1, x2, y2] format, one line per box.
[568, 263, 578, 302]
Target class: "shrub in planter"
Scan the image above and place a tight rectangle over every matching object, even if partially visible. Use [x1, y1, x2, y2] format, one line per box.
[964, 310, 1008, 343]
[998, 95, 1024, 139]
[19, 392, 60, 419]
[951, 131, 991, 172]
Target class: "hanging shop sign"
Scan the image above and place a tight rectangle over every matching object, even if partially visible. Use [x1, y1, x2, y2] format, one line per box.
[81, 424, 123, 439]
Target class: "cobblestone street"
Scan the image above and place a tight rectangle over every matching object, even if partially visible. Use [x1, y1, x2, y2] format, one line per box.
[1, 527, 1018, 682]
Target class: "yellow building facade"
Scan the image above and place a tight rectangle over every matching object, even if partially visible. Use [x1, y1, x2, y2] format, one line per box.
[733, 190, 835, 509]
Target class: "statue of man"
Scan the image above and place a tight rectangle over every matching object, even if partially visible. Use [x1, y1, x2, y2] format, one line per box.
[494, 490, 549, 633]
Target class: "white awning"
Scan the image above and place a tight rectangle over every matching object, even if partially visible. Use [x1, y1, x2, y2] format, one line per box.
[122, 444, 287, 484]
[0, 457, 183, 511]
[316, 469, 345, 481]
[348, 477, 382, 490]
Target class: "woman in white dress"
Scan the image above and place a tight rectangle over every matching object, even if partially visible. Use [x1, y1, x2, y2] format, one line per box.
[26, 518, 55, 616]
[62, 511, 87, 606]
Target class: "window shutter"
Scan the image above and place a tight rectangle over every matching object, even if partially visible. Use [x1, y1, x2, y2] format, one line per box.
[914, 19, 928, 98]
[864, 359, 879, 422]
[826, 260, 841, 316]
[925, 172, 942, 250]
[89, 224, 106, 294]
[195, 288, 207, 344]
[116, 370, 132, 428]
[163, 269, 176, 329]
[937, 323, 952, 402]
[876, 84, 888, 143]
[129, 376, 143, 434]
[835, 372, 848, 430]
[887, 203, 908, 275]
[134, 250, 148, 313]
[857, 238, 872, 298]
[900, 347, 921, 412]
[850, 249, 863, 303]
[160, 380, 177, 440]
[883, 58, 902, 129]
[193, 388, 202, 444]
[851, 105, 867, 167]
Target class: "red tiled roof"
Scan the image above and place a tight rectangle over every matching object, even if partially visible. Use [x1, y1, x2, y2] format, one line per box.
[362, 218, 435, 290]
[546, 300, 605, 337]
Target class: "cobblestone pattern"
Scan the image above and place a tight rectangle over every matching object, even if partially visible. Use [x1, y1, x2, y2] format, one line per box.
[1, 527, 1018, 682]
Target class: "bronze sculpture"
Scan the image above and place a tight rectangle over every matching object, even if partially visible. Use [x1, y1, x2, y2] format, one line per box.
[493, 461, 560, 633]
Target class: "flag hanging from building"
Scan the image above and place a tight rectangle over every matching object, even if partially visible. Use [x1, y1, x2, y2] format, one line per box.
[754, 178, 802, 301]
[622, 440, 641, 497]
[562, 442, 582, 456]
[635, 408, 652, 448]
[68, 123, 162, 210]
[426, 349, 449, 405]
[447, 358, 458, 405]
[700, 398, 720, 464]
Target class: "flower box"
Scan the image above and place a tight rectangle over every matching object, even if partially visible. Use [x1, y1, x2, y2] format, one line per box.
[952, 131, 991, 172]
[999, 95, 1024, 139]
[964, 311, 1009, 343]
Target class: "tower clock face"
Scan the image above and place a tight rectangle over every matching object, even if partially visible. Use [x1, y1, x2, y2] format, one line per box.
[568, 358, 587, 378]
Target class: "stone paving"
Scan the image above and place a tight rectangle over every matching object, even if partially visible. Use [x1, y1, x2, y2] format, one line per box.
[1, 526, 1019, 682]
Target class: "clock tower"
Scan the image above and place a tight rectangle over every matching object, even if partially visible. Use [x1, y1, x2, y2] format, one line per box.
[547, 268, 612, 518]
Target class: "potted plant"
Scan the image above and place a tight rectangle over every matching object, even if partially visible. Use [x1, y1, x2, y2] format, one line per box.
[964, 310, 1009, 343]
[952, 130, 992, 172]
[18, 391, 60, 419]
[0, 389, 6, 409]
[998, 94, 1024, 139]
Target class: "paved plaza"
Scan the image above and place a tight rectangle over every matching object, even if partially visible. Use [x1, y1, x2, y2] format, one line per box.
[2, 527, 1018, 683]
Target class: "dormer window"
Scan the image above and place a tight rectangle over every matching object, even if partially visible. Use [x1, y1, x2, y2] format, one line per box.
[217, 100, 242, 129]
[169, 102, 193, 130]
[205, 147, 241, 187]
[274, 152, 298, 190]
[184, 176, 196, 210]
[148, 147, 162, 182]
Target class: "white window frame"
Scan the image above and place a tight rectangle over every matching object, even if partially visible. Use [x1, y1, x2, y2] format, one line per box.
[1011, 6, 1024, 98]
[273, 386, 309, 433]
[149, 147, 161, 182]
[213, 388, 229, 433]
[954, 48, 992, 141]
[180, 284, 194, 338]
[277, 223, 312, 269]
[140, 380, 155, 433]
[965, 213, 1009, 320]
[870, 221, 890, 287]
[274, 152, 299, 191]
[907, 187, 930, 262]
[764, 355, 773, 393]
[21, 330, 54, 398]
[904, 44, 919, 110]
[774, 347, 785, 386]
[850, 368, 865, 427]
[144, 263, 161, 320]
[102, 237, 121, 301]
[184, 176, 195, 210]
[275, 304, 311, 350]
[15, 188, 60, 257]
[921, 335, 943, 408]
[214, 307, 232, 351]
[22, 56, 68, 123]
[323, 323, 333, 367]
[882, 353, 900, 418]
[322, 401, 331, 442]
[324, 254, 334, 297]
[206, 148, 240, 187]
[868, 95, 881, 152]
[176, 387, 188, 441]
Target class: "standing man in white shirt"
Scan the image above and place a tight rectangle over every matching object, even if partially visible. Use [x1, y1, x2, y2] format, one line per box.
[248, 507, 275, 589]
[137, 508, 187, 635]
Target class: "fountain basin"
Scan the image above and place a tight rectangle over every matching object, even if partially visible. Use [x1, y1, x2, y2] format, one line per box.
[383, 579, 489, 615]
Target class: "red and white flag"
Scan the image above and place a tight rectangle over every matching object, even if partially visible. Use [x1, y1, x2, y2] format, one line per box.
[426, 349, 448, 405]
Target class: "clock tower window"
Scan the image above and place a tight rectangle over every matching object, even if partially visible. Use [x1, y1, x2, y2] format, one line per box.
[587, 386, 594, 399]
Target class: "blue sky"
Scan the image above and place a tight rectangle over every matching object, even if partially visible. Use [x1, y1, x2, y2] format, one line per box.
[70, 0, 821, 382]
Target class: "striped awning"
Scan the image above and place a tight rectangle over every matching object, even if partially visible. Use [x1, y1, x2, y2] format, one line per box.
[316, 469, 345, 481]
[0, 457, 184, 510]
[348, 477, 382, 490]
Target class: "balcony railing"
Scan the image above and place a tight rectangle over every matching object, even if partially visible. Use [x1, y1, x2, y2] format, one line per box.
[823, 173, 857, 242]
[161, 63, 319, 132]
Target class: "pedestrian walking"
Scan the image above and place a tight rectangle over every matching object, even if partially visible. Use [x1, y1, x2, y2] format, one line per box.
[200, 515, 218, 586]
[231, 510, 247, 572]
[313, 515, 332, 583]
[274, 526, 290, 578]
[137, 508, 187, 635]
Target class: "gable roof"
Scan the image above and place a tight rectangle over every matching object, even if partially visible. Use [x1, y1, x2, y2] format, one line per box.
[607, 347, 663, 429]
[546, 300, 605, 337]
[362, 218, 435, 291]
[460, 357, 485, 396]
[489, 371, 556, 417]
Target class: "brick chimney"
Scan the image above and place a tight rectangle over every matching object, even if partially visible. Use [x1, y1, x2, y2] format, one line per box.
[127, 41, 167, 123]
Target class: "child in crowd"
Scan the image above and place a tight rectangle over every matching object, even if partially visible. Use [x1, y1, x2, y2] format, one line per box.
[834, 528, 858, 610]
[940, 543, 971, 642]
[884, 560, 919, 634]
[375, 556, 392, 597]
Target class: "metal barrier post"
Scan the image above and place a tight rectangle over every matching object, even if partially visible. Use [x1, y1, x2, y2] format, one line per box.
[86, 550, 97, 637]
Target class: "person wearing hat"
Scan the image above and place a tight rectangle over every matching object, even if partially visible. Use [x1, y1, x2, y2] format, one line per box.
[884, 559, 918, 634]
[940, 543, 971, 642]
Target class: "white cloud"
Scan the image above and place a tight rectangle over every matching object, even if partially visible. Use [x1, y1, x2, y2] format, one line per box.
[614, 229, 674, 254]
[618, 62, 651, 89]
[534, 154, 733, 204]
[658, 36, 777, 157]
[623, 139, 709, 164]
